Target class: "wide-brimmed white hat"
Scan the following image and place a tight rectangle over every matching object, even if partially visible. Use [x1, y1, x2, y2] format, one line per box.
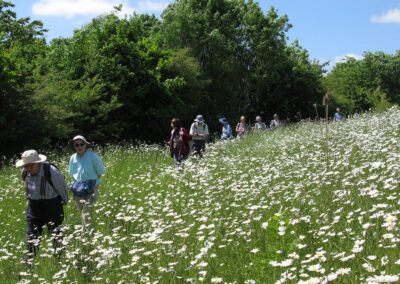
[72, 135, 90, 145]
[194, 115, 205, 122]
[16, 150, 47, 168]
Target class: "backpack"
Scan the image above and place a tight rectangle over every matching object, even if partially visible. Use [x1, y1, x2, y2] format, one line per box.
[22, 162, 64, 199]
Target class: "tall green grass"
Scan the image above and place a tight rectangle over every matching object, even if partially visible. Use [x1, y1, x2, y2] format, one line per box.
[1, 108, 400, 283]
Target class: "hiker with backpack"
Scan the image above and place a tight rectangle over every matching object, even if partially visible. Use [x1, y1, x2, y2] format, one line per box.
[235, 115, 249, 138]
[168, 118, 192, 167]
[270, 114, 281, 130]
[190, 115, 209, 157]
[69, 135, 106, 233]
[16, 150, 69, 264]
[254, 116, 267, 131]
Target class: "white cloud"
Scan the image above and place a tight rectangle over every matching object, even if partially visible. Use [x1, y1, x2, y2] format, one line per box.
[137, 0, 170, 13]
[371, 8, 400, 23]
[32, 0, 135, 18]
[332, 54, 364, 65]
[321, 54, 363, 72]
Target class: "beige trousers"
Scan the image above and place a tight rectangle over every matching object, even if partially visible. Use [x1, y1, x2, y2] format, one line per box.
[74, 185, 99, 232]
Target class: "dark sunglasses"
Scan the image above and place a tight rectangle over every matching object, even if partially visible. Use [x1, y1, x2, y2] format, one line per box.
[74, 143, 85, 147]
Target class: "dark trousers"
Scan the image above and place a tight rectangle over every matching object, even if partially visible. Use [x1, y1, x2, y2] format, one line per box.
[26, 196, 64, 259]
[191, 140, 206, 157]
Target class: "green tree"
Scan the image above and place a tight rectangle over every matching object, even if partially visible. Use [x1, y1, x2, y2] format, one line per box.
[325, 51, 399, 113]
[160, 0, 325, 125]
[0, 1, 48, 156]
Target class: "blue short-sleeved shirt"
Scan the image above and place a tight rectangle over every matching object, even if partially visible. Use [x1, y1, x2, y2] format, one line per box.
[221, 124, 232, 139]
[334, 112, 344, 121]
[69, 150, 106, 185]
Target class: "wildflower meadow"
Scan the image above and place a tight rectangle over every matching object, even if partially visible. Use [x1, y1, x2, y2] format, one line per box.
[1, 108, 400, 283]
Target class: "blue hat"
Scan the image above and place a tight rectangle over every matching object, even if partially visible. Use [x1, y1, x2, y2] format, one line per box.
[218, 117, 229, 124]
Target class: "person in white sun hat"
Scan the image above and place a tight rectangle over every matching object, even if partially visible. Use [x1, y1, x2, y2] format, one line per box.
[16, 150, 68, 264]
[189, 114, 209, 157]
[69, 135, 106, 233]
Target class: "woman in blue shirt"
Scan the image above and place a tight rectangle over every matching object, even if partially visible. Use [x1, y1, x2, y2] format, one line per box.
[219, 117, 232, 139]
[69, 135, 106, 232]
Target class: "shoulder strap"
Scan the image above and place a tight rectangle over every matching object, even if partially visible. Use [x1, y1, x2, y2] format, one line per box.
[43, 162, 56, 190]
[22, 169, 27, 181]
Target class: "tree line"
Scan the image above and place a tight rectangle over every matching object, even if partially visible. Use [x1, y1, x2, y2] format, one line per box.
[1, 0, 398, 157]
[325, 52, 400, 113]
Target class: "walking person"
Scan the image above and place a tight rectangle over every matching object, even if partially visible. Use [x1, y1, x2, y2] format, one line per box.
[69, 135, 106, 233]
[235, 115, 248, 138]
[219, 117, 232, 139]
[16, 150, 69, 264]
[190, 115, 209, 157]
[254, 116, 266, 131]
[270, 114, 281, 130]
[168, 118, 192, 167]
[334, 108, 345, 121]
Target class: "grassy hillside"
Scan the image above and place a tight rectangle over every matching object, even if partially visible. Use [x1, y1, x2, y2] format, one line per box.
[1, 108, 400, 283]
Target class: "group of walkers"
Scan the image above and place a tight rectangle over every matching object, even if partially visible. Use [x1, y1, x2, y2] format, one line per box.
[168, 114, 281, 167]
[16, 135, 105, 265]
[15, 109, 346, 266]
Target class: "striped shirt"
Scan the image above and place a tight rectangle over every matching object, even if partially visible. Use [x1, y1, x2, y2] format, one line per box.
[21, 163, 69, 204]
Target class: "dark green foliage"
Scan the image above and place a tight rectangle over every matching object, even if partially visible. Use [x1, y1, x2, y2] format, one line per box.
[2, 0, 329, 156]
[0, 0, 48, 156]
[160, 0, 325, 126]
[325, 51, 400, 113]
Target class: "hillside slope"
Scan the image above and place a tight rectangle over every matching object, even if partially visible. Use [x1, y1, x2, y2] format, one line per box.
[1, 108, 400, 283]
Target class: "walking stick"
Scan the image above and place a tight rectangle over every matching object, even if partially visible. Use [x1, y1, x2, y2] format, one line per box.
[323, 93, 330, 170]
[313, 103, 319, 121]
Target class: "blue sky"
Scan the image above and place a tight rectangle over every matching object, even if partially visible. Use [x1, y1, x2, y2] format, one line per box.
[10, 0, 400, 70]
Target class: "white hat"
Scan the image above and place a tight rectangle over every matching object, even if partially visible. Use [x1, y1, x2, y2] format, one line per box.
[72, 135, 90, 145]
[194, 115, 205, 122]
[16, 150, 47, 168]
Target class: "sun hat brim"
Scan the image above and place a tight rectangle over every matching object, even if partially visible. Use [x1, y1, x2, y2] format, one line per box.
[72, 135, 90, 145]
[16, 154, 47, 167]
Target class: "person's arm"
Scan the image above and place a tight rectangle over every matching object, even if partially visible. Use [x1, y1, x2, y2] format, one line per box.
[68, 155, 75, 178]
[189, 123, 196, 136]
[235, 123, 240, 132]
[50, 167, 69, 205]
[93, 153, 106, 177]
[180, 128, 192, 140]
[199, 125, 209, 139]
[227, 125, 232, 136]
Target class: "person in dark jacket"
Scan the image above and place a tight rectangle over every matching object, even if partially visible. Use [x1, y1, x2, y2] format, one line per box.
[168, 118, 192, 167]
[16, 150, 69, 264]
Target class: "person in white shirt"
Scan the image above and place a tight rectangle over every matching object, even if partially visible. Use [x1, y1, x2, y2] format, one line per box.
[189, 115, 209, 157]
[254, 116, 266, 131]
